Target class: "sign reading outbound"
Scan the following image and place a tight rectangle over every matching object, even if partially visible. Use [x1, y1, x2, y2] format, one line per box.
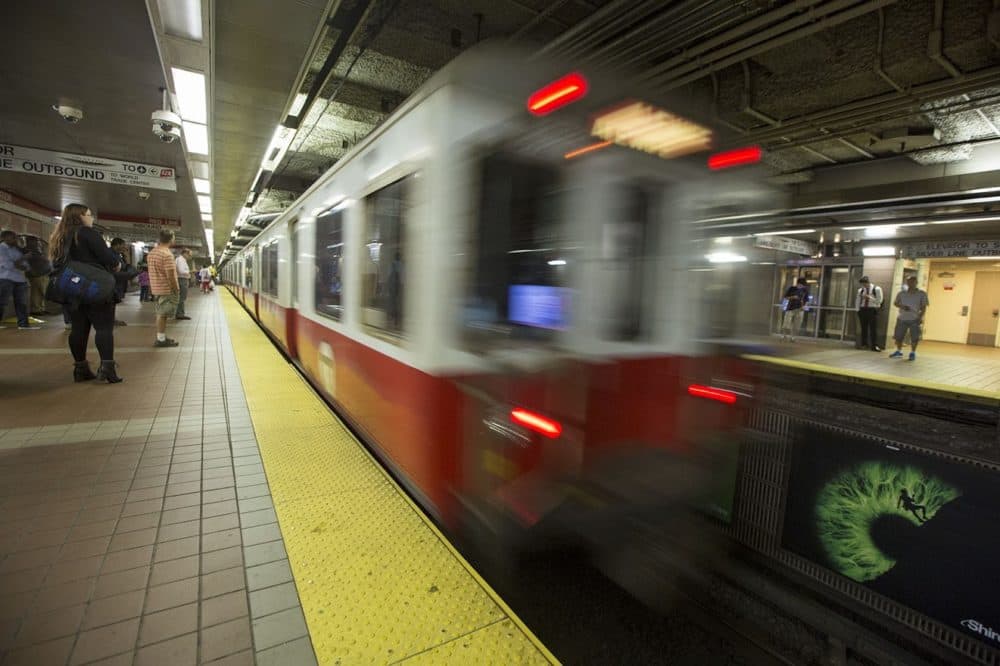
[0, 144, 177, 192]
[901, 239, 1000, 258]
[782, 425, 1000, 647]
[753, 234, 815, 256]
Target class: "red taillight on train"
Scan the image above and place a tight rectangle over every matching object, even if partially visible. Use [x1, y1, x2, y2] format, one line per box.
[511, 408, 563, 438]
[527, 73, 588, 116]
[707, 146, 762, 170]
[687, 384, 738, 405]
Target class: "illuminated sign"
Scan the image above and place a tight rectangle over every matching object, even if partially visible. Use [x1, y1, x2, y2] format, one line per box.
[591, 101, 712, 159]
[0, 143, 177, 191]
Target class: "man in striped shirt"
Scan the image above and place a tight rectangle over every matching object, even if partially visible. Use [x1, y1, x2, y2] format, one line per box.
[147, 229, 180, 348]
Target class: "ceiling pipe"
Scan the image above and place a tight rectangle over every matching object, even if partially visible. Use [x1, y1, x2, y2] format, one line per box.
[511, 0, 573, 40]
[535, 0, 651, 56]
[655, 0, 900, 90]
[557, 0, 660, 61]
[874, 7, 906, 92]
[928, 0, 962, 78]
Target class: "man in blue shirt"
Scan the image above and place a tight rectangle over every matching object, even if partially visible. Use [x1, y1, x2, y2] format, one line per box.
[0, 230, 39, 330]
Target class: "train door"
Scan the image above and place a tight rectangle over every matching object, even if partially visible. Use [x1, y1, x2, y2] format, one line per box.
[287, 218, 300, 358]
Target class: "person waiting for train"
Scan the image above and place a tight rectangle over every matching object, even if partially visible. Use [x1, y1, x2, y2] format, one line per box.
[855, 276, 883, 351]
[780, 277, 809, 342]
[889, 275, 928, 361]
[0, 229, 38, 330]
[897, 488, 928, 523]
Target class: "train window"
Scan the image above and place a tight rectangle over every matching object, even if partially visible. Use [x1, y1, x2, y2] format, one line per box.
[245, 252, 254, 289]
[601, 185, 655, 341]
[362, 177, 411, 337]
[262, 242, 278, 296]
[464, 153, 569, 341]
[314, 208, 345, 320]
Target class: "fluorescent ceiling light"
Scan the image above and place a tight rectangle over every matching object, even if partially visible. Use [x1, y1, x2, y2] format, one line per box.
[842, 222, 927, 230]
[201, 213, 212, 222]
[204, 228, 214, 250]
[262, 125, 295, 170]
[547, 259, 567, 266]
[754, 229, 816, 236]
[193, 178, 210, 194]
[706, 252, 748, 263]
[591, 101, 713, 159]
[929, 216, 1000, 225]
[158, 0, 203, 41]
[968, 256, 1000, 260]
[289, 93, 308, 118]
[197, 195, 212, 213]
[183, 122, 209, 155]
[862, 245, 895, 257]
[171, 68, 207, 124]
[864, 226, 897, 239]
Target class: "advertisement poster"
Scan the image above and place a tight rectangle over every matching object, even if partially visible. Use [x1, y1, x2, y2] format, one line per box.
[782, 425, 1000, 647]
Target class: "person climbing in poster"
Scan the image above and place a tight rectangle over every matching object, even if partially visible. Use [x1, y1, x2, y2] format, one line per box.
[897, 488, 928, 523]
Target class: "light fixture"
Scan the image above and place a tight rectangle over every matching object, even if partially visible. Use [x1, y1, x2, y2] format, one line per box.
[862, 245, 896, 257]
[527, 73, 588, 116]
[159, 0, 203, 41]
[201, 213, 212, 222]
[262, 125, 295, 170]
[289, 93, 308, 118]
[864, 226, 897, 239]
[753, 229, 816, 236]
[197, 195, 211, 214]
[929, 216, 1000, 225]
[193, 178, 210, 194]
[968, 256, 1000, 260]
[182, 121, 209, 155]
[171, 68, 207, 124]
[707, 146, 763, 170]
[547, 259, 567, 266]
[706, 251, 748, 263]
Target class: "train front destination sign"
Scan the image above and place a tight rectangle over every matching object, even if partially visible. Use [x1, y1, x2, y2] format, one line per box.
[0, 143, 177, 192]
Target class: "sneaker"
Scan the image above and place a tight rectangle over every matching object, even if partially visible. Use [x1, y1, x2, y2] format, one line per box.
[17, 325, 41, 330]
[175, 315, 191, 321]
[64, 323, 72, 330]
[908, 352, 916, 361]
[889, 350, 903, 358]
[154, 338, 179, 348]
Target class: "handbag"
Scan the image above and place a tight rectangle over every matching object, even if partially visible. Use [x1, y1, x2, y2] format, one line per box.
[46, 231, 116, 305]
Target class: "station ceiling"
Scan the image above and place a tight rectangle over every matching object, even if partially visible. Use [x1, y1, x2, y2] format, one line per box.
[2, 0, 1000, 257]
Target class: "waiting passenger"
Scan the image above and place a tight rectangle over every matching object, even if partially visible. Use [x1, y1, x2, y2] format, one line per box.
[23, 237, 52, 317]
[780, 277, 809, 342]
[48, 204, 123, 382]
[137, 264, 151, 302]
[148, 230, 180, 348]
[0, 230, 38, 330]
[174, 248, 192, 320]
[110, 237, 134, 327]
[855, 276, 883, 351]
[889, 276, 928, 361]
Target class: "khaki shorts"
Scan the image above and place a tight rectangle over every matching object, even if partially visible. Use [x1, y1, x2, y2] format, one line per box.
[155, 293, 179, 317]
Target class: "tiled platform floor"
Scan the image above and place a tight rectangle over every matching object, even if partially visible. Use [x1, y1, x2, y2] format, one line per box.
[767, 338, 1000, 394]
[0, 291, 315, 665]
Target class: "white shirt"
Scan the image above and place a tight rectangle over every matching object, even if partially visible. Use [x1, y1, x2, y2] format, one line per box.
[856, 284, 883, 309]
[175, 255, 190, 278]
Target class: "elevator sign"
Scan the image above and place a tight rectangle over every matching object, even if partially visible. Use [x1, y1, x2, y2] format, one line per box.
[901, 240, 1000, 258]
[0, 144, 177, 192]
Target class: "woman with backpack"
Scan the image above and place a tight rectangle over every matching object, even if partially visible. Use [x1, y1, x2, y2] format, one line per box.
[48, 204, 123, 383]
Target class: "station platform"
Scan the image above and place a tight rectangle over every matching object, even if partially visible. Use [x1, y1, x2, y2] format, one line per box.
[0, 291, 555, 665]
[748, 338, 1000, 404]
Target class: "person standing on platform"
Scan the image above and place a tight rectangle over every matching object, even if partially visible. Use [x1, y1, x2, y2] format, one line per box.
[855, 276, 883, 351]
[110, 238, 133, 327]
[780, 277, 809, 342]
[0, 229, 38, 330]
[24, 237, 52, 317]
[137, 264, 151, 302]
[48, 205, 123, 382]
[199, 266, 212, 293]
[148, 230, 180, 348]
[174, 248, 192, 320]
[889, 275, 929, 361]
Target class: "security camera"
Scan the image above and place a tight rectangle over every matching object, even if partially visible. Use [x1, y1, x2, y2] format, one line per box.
[153, 123, 182, 143]
[53, 105, 83, 123]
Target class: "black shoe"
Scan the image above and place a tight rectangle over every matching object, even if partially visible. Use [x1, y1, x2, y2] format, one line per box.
[871, 346, 882, 352]
[73, 361, 97, 382]
[96, 360, 123, 384]
[154, 338, 179, 348]
[114, 320, 128, 327]
[175, 315, 191, 321]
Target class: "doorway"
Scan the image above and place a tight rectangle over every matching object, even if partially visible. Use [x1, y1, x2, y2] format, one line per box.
[968, 271, 1000, 347]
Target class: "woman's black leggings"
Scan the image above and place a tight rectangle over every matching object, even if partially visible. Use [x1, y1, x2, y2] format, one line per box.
[68, 302, 116, 362]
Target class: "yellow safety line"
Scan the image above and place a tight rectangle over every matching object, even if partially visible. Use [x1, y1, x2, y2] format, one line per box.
[744, 353, 1000, 405]
[221, 291, 559, 665]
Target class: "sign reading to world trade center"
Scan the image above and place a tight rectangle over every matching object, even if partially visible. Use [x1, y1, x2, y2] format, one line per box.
[0, 144, 177, 192]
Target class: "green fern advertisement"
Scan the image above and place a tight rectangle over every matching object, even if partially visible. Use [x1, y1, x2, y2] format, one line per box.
[782, 425, 1000, 647]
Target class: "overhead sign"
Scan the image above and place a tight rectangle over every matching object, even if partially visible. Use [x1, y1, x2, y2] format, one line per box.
[0, 143, 177, 192]
[901, 239, 1000, 258]
[754, 235, 815, 255]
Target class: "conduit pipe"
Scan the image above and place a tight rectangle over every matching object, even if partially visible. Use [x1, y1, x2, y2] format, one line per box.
[928, 0, 962, 78]
[655, 0, 899, 90]
[874, 7, 906, 93]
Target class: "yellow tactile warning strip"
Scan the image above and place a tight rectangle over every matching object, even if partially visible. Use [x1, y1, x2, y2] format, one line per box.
[220, 292, 559, 665]
[745, 353, 1000, 405]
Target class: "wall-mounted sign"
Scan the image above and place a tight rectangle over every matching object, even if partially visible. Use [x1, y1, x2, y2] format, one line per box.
[901, 240, 1000, 258]
[0, 144, 177, 192]
[753, 235, 816, 256]
[783, 425, 1000, 647]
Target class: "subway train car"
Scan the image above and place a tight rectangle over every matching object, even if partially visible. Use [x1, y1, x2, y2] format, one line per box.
[222, 45, 772, 563]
